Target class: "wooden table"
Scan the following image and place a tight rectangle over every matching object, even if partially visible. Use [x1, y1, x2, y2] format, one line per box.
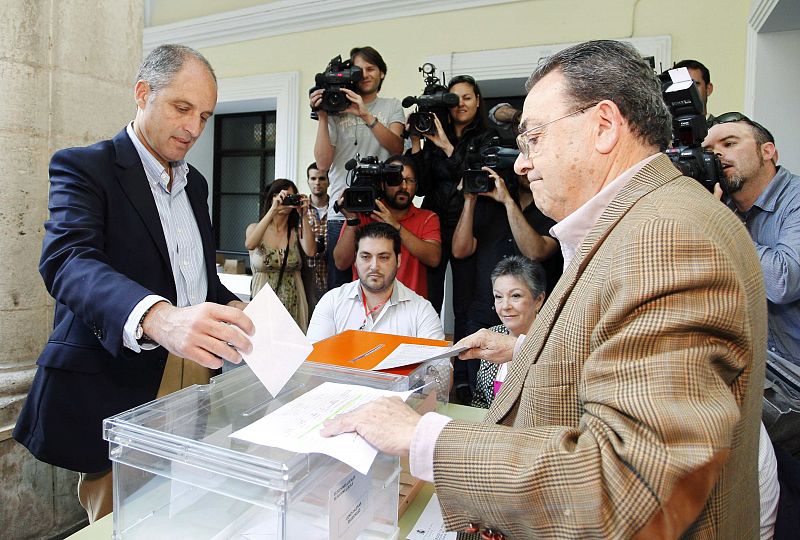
[67, 403, 486, 539]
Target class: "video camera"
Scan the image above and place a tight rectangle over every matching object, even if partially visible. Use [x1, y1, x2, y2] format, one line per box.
[658, 66, 722, 192]
[333, 156, 404, 214]
[402, 63, 459, 137]
[463, 136, 520, 193]
[310, 55, 363, 116]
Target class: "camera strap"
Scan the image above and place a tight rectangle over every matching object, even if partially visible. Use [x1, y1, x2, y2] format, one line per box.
[274, 227, 291, 295]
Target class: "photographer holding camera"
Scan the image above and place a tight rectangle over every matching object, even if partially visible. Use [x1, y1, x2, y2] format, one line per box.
[333, 155, 441, 298]
[406, 75, 495, 322]
[245, 179, 317, 331]
[310, 46, 405, 291]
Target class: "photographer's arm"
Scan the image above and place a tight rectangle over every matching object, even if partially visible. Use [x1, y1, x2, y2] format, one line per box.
[481, 169, 558, 261]
[451, 194, 478, 259]
[371, 200, 441, 268]
[368, 117, 404, 155]
[400, 230, 441, 268]
[425, 116, 455, 157]
[244, 193, 283, 250]
[506, 200, 558, 260]
[333, 223, 357, 271]
[298, 199, 317, 257]
[311, 90, 335, 171]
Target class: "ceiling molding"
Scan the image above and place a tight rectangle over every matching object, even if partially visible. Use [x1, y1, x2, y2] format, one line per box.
[428, 35, 672, 83]
[749, 0, 779, 32]
[144, 0, 523, 53]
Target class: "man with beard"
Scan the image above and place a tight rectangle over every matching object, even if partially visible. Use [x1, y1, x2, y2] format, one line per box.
[704, 114, 800, 367]
[333, 155, 441, 298]
[306, 222, 443, 342]
[311, 46, 405, 291]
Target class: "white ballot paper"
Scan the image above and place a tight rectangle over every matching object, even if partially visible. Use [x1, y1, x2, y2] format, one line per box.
[241, 281, 313, 397]
[371, 344, 469, 371]
[407, 494, 456, 540]
[230, 382, 415, 475]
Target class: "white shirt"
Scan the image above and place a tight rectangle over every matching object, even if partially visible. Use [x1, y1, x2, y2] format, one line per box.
[122, 123, 207, 352]
[306, 279, 444, 342]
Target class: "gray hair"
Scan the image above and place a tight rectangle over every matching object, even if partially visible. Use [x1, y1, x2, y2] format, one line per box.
[526, 40, 671, 150]
[136, 44, 216, 94]
[490, 255, 547, 298]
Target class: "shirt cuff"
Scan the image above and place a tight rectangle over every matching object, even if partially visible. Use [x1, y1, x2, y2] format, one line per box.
[123, 295, 169, 352]
[409, 412, 452, 482]
[513, 333, 526, 357]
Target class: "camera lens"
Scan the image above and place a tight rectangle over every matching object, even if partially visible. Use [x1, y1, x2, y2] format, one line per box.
[415, 114, 434, 134]
[324, 90, 347, 111]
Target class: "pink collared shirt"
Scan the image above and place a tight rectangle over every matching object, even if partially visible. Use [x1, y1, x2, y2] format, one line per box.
[408, 153, 662, 482]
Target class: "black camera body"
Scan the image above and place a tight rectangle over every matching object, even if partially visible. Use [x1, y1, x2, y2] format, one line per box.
[659, 67, 722, 192]
[310, 55, 364, 115]
[282, 194, 303, 207]
[334, 156, 404, 214]
[403, 63, 459, 137]
[463, 137, 520, 193]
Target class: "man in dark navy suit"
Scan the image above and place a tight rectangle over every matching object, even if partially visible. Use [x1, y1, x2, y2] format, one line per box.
[13, 44, 254, 522]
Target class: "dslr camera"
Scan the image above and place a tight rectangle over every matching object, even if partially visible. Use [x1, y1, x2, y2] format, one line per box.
[462, 136, 520, 193]
[658, 66, 722, 192]
[333, 156, 404, 214]
[402, 63, 459, 137]
[310, 55, 364, 115]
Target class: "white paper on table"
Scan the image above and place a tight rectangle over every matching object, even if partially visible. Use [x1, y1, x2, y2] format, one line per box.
[240, 281, 313, 397]
[371, 343, 469, 371]
[229, 382, 415, 475]
[407, 494, 456, 540]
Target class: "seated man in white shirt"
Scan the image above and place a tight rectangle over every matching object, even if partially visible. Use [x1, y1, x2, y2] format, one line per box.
[306, 222, 444, 342]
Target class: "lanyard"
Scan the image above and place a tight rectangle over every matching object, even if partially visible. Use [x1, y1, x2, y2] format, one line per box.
[359, 285, 393, 330]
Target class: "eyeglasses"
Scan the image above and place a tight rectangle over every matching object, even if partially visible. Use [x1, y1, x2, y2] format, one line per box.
[516, 104, 597, 159]
[710, 112, 775, 144]
[401, 177, 417, 185]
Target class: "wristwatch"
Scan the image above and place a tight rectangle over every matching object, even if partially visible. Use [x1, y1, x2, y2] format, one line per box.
[346, 217, 361, 227]
[135, 306, 156, 344]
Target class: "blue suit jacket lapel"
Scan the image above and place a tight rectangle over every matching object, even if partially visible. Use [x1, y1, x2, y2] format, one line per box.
[185, 167, 215, 301]
[112, 128, 171, 269]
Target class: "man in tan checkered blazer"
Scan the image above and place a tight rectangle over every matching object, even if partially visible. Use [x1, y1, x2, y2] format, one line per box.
[323, 40, 766, 539]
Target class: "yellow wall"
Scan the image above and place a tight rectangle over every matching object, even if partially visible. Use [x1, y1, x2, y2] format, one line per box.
[151, 0, 751, 182]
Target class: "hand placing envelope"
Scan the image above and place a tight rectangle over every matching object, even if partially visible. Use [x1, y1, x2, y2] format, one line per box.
[239, 282, 313, 396]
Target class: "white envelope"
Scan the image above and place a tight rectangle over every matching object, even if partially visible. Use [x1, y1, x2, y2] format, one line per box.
[240, 280, 313, 396]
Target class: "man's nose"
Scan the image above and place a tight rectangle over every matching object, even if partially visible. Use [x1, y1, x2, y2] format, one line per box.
[185, 115, 204, 138]
[514, 152, 530, 176]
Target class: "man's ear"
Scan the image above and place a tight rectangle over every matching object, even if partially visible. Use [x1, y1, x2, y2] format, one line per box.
[134, 80, 150, 110]
[706, 81, 714, 98]
[761, 141, 777, 163]
[594, 100, 622, 154]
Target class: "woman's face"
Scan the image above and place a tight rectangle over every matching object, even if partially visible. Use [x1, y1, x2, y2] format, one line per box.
[492, 275, 544, 337]
[448, 82, 479, 126]
[273, 186, 297, 215]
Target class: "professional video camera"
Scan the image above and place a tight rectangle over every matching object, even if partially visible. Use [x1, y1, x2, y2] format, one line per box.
[659, 66, 722, 192]
[333, 156, 404, 214]
[402, 63, 459, 137]
[462, 136, 520, 193]
[309, 55, 364, 116]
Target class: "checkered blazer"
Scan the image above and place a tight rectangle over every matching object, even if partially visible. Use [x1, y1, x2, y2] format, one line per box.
[434, 154, 766, 539]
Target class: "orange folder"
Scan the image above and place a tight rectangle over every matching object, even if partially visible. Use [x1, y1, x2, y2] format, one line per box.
[306, 330, 450, 376]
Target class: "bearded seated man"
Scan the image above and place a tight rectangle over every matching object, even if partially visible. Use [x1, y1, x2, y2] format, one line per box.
[307, 221, 444, 343]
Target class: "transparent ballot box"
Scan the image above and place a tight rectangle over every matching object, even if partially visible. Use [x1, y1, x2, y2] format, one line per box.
[104, 363, 410, 539]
